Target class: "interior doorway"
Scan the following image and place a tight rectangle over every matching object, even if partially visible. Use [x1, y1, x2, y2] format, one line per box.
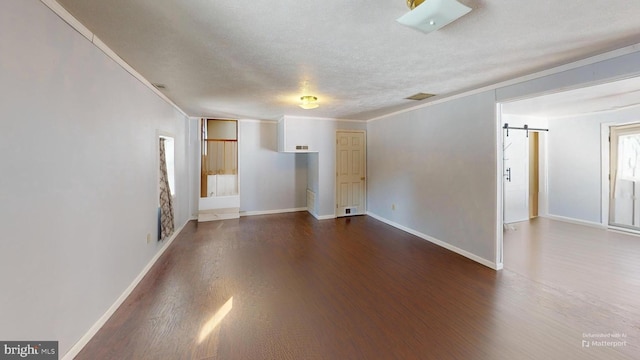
[198, 118, 240, 221]
[502, 122, 546, 225]
[336, 130, 366, 217]
[609, 122, 640, 231]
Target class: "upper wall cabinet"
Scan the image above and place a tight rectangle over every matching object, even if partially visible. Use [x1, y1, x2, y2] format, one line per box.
[277, 116, 318, 152]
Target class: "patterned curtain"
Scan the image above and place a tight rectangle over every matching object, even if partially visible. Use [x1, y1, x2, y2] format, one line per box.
[159, 138, 174, 240]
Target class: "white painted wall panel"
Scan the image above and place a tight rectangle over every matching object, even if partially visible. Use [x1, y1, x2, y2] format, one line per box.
[547, 116, 602, 223]
[239, 120, 308, 212]
[0, 0, 190, 356]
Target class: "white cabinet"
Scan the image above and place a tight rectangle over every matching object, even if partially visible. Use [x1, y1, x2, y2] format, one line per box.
[277, 116, 318, 152]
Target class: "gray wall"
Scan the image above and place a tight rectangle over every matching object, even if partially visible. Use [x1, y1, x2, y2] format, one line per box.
[367, 91, 498, 262]
[0, 0, 191, 356]
[239, 120, 308, 212]
[547, 106, 640, 223]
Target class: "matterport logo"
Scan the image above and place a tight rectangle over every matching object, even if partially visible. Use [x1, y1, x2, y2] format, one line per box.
[1, 341, 57, 359]
[581, 332, 628, 349]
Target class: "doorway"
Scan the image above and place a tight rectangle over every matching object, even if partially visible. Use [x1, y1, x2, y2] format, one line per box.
[502, 124, 544, 224]
[336, 130, 366, 217]
[609, 123, 640, 231]
[198, 118, 240, 221]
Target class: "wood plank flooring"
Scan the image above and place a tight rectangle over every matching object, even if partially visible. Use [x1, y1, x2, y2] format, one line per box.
[76, 213, 639, 359]
[504, 217, 640, 319]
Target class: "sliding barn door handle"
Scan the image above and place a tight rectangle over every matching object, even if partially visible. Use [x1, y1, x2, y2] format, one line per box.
[505, 167, 511, 182]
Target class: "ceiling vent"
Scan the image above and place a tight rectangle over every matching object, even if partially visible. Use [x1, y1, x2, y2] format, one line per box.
[405, 93, 435, 101]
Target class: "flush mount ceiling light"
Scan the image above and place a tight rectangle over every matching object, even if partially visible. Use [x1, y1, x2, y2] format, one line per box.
[397, 0, 471, 34]
[299, 95, 319, 110]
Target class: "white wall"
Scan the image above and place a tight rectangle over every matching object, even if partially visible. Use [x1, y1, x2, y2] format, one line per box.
[307, 153, 320, 216]
[239, 120, 308, 212]
[0, 0, 190, 356]
[546, 106, 640, 223]
[367, 91, 498, 263]
[188, 117, 200, 218]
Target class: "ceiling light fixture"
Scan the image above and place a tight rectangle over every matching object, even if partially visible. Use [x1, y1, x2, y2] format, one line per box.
[397, 0, 471, 34]
[299, 95, 319, 110]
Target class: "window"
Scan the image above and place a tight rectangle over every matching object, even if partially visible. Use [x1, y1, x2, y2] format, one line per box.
[617, 133, 640, 181]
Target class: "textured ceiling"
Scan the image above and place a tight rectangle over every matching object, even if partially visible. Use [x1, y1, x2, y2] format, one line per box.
[502, 75, 640, 118]
[55, 0, 640, 120]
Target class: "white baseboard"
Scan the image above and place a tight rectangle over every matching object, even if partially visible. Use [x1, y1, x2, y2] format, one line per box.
[62, 220, 190, 360]
[540, 214, 606, 229]
[240, 207, 307, 217]
[366, 212, 499, 270]
[312, 213, 336, 220]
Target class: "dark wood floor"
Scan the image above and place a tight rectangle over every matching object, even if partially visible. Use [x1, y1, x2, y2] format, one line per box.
[76, 213, 639, 359]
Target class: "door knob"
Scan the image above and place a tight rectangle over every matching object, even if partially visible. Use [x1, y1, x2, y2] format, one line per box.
[361, 177, 366, 181]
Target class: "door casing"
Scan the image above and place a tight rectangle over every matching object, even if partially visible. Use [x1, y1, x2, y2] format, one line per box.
[335, 130, 367, 217]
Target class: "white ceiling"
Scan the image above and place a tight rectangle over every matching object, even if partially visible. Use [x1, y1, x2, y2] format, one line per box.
[55, 0, 640, 120]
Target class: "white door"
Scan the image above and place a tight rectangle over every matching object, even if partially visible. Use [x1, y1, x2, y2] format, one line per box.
[609, 123, 640, 230]
[503, 127, 529, 223]
[336, 131, 366, 217]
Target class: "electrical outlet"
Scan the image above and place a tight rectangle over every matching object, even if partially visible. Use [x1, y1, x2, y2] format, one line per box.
[146, 233, 151, 244]
[392, 204, 396, 210]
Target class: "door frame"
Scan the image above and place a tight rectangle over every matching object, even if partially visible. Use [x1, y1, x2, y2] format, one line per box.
[495, 104, 550, 270]
[601, 120, 640, 233]
[502, 121, 531, 224]
[335, 129, 367, 217]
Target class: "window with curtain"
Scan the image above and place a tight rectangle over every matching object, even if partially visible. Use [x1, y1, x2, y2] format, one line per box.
[159, 136, 175, 241]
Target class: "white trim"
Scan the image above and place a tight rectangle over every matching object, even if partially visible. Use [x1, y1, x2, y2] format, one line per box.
[608, 225, 640, 238]
[601, 122, 611, 226]
[240, 207, 307, 217]
[39, 0, 189, 118]
[280, 115, 368, 123]
[495, 103, 504, 269]
[366, 212, 500, 270]
[600, 120, 640, 228]
[312, 213, 336, 220]
[367, 43, 640, 123]
[540, 214, 606, 229]
[62, 220, 191, 360]
[335, 130, 367, 217]
[238, 119, 278, 124]
[40, 0, 93, 40]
